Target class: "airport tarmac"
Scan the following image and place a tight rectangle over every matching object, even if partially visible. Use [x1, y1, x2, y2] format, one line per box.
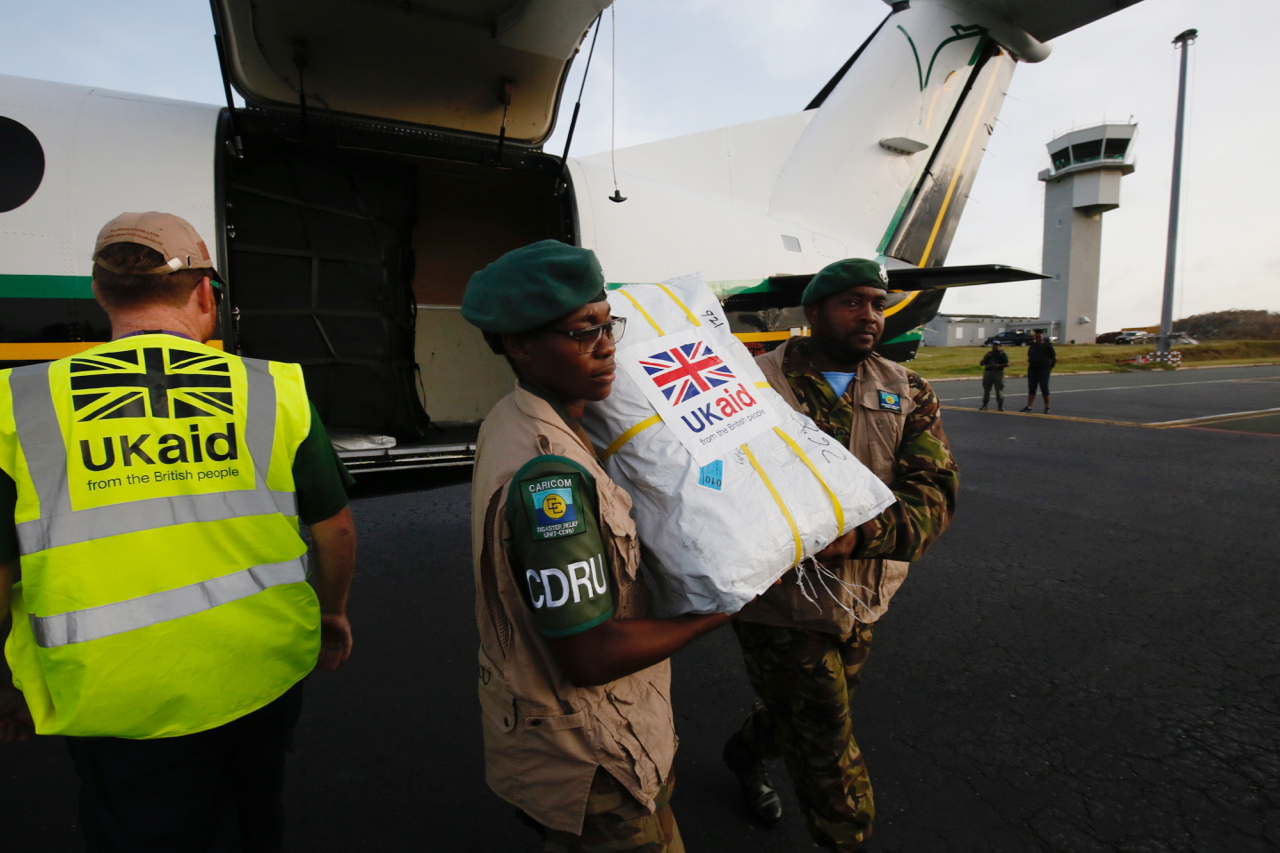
[3, 364, 1278, 852]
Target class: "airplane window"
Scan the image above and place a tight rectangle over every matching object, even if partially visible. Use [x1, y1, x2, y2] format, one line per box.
[0, 116, 45, 213]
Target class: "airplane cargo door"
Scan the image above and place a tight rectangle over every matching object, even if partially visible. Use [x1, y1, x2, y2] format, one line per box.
[225, 142, 429, 439]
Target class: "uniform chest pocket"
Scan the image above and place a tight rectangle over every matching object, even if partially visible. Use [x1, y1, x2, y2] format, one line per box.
[523, 708, 588, 732]
[858, 385, 915, 417]
[477, 647, 517, 733]
[596, 480, 640, 581]
[854, 388, 911, 484]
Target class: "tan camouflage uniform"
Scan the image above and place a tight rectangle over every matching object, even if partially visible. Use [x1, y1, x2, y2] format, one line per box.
[541, 769, 684, 853]
[736, 338, 958, 852]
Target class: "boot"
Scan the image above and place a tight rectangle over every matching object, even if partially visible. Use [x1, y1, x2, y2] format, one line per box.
[979, 403, 988, 411]
[723, 732, 783, 826]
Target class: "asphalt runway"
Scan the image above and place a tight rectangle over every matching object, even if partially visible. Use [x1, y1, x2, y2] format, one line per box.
[935, 363, 1280, 428]
[4, 365, 1279, 852]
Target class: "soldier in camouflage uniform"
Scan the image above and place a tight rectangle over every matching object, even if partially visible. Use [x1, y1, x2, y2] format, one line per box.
[725, 258, 959, 852]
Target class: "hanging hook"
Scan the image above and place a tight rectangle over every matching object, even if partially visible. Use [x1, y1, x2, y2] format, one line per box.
[494, 78, 515, 165]
[608, 3, 626, 203]
[292, 38, 310, 127]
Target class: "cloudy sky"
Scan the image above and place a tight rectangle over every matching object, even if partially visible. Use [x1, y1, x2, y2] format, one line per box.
[2, 0, 1274, 331]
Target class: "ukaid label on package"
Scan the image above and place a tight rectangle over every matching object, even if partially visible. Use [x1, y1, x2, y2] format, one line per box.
[619, 327, 779, 465]
[583, 273, 896, 616]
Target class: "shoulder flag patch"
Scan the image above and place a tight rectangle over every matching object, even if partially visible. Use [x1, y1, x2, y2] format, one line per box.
[877, 390, 903, 412]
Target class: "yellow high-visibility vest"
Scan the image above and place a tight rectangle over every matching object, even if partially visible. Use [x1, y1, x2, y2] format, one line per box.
[0, 334, 319, 738]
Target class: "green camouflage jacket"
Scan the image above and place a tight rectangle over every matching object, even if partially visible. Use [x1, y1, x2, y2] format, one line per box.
[779, 338, 958, 564]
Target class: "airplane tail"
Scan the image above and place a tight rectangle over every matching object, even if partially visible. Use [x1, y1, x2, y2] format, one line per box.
[768, 0, 1020, 268]
[572, 0, 1140, 284]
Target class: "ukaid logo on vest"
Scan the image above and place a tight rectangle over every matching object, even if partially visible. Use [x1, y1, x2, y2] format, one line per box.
[620, 327, 780, 465]
[62, 342, 255, 508]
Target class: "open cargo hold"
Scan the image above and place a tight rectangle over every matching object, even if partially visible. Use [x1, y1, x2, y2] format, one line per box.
[220, 111, 576, 471]
[208, 0, 599, 471]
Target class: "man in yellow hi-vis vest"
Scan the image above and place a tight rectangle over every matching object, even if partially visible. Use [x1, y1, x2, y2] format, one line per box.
[0, 212, 357, 852]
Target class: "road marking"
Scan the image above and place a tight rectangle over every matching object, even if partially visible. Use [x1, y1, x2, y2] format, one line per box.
[1180, 426, 1280, 439]
[1147, 407, 1280, 427]
[942, 404, 1280, 432]
[941, 406, 1147, 428]
[940, 376, 1261, 403]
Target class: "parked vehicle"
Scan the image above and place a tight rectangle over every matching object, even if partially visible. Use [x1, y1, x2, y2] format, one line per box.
[984, 330, 1035, 347]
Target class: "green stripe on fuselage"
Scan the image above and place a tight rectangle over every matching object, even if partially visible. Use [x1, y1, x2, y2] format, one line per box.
[880, 328, 923, 347]
[0, 274, 95, 299]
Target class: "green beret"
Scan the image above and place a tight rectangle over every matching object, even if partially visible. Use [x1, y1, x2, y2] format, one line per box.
[462, 240, 607, 334]
[800, 258, 890, 306]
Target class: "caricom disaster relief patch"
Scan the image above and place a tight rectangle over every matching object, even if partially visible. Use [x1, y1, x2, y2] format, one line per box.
[521, 472, 587, 540]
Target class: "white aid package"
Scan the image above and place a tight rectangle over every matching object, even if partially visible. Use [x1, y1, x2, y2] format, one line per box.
[580, 273, 896, 616]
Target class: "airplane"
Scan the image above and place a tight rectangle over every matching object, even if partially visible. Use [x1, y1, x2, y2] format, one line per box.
[0, 0, 1138, 472]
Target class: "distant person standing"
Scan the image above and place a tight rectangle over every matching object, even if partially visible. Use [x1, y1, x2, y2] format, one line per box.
[1021, 330, 1056, 413]
[979, 341, 1008, 411]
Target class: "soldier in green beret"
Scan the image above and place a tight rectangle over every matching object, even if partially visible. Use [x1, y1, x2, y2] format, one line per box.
[463, 240, 734, 852]
[722, 257, 960, 852]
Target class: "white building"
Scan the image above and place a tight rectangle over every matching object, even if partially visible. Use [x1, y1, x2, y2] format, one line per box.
[922, 314, 1042, 347]
[1037, 123, 1137, 344]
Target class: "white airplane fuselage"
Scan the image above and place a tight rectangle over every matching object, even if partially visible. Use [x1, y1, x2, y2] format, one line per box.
[0, 0, 1138, 465]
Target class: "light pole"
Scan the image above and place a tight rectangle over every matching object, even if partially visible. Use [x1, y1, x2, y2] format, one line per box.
[1158, 28, 1198, 355]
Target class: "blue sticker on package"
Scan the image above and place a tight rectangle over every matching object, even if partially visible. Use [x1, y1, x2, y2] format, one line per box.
[697, 460, 723, 491]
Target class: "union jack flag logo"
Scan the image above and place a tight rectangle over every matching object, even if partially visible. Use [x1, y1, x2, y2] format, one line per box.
[69, 346, 234, 421]
[639, 341, 736, 405]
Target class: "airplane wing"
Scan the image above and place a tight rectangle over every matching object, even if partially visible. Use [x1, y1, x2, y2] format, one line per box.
[872, 0, 1144, 63]
[960, 0, 1145, 43]
[883, 264, 1051, 292]
[718, 265, 1047, 312]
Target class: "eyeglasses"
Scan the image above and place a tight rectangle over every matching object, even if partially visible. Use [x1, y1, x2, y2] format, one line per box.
[548, 316, 626, 353]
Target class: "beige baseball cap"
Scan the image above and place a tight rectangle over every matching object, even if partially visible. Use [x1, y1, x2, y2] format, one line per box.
[93, 211, 225, 286]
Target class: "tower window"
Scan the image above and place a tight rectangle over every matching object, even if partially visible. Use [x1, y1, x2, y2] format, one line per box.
[1071, 139, 1103, 163]
[1051, 147, 1071, 170]
[1104, 138, 1129, 160]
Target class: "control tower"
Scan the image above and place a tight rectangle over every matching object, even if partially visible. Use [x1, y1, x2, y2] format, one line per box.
[1037, 123, 1136, 344]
